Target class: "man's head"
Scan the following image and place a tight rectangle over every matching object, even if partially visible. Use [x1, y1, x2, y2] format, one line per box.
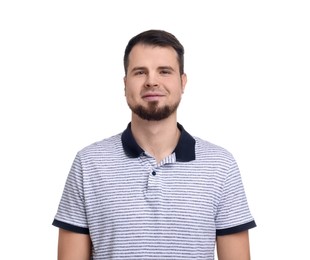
[123, 30, 187, 121]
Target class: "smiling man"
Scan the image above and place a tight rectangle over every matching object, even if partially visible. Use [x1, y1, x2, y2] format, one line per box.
[125, 43, 185, 124]
[53, 29, 256, 260]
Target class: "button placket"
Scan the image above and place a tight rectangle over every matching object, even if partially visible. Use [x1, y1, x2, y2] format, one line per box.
[139, 152, 160, 191]
[148, 167, 160, 188]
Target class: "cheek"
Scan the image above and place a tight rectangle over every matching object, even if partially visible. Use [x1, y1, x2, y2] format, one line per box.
[124, 81, 133, 96]
[124, 87, 138, 102]
[125, 80, 142, 95]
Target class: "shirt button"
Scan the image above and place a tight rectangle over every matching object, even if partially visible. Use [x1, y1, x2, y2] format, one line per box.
[152, 171, 156, 176]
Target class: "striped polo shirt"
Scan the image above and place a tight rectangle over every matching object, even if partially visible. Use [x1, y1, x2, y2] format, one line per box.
[53, 122, 256, 259]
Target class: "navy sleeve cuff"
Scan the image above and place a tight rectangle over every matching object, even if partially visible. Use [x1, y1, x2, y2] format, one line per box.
[216, 220, 257, 236]
[52, 219, 90, 234]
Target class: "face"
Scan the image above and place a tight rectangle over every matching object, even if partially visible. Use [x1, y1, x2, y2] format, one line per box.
[124, 44, 187, 121]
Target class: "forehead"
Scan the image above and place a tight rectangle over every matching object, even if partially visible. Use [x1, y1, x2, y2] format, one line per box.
[128, 44, 179, 66]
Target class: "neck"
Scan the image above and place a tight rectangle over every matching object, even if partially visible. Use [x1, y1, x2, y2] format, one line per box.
[130, 115, 180, 163]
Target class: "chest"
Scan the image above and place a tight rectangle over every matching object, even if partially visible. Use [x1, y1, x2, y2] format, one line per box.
[83, 159, 223, 225]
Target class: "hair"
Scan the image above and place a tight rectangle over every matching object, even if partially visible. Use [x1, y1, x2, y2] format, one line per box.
[123, 29, 185, 76]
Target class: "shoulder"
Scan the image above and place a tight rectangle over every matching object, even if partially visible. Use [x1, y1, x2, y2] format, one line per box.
[194, 136, 235, 160]
[77, 133, 123, 158]
[192, 136, 239, 174]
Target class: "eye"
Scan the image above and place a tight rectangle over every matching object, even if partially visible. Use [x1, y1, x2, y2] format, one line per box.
[160, 69, 171, 75]
[134, 70, 146, 75]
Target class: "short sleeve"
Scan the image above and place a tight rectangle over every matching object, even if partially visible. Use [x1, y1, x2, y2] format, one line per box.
[215, 156, 256, 236]
[52, 153, 89, 234]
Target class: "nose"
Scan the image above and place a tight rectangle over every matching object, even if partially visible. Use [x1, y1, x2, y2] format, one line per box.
[145, 73, 159, 88]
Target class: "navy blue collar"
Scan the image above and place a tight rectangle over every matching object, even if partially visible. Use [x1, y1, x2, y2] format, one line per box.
[121, 122, 196, 162]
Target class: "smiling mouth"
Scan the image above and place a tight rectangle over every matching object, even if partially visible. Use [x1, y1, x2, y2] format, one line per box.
[143, 94, 163, 101]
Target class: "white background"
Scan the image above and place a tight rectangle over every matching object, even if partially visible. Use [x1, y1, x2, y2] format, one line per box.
[1, 0, 309, 259]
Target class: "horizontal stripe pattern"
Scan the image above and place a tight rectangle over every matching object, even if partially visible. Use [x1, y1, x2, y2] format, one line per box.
[53, 132, 255, 259]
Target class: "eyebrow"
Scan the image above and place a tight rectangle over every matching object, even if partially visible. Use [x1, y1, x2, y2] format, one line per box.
[158, 66, 174, 71]
[130, 66, 175, 73]
[130, 66, 146, 73]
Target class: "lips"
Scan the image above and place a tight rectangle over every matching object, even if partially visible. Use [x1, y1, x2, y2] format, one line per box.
[142, 91, 164, 98]
[142, 92, 165, 101]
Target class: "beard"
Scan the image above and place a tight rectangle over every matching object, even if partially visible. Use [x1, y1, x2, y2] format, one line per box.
[128, 100, 180, 121]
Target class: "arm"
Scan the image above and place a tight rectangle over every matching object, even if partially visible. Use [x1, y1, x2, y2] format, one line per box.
[58, 228, 92, 260]
[216, 230, 251, 260]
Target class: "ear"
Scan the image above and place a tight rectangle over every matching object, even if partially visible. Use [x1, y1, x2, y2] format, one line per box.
[123, 76, 127, 95]
[181, 73, 187, 93]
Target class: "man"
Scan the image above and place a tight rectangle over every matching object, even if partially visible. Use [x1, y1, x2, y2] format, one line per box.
[53, 29, 256, 259]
